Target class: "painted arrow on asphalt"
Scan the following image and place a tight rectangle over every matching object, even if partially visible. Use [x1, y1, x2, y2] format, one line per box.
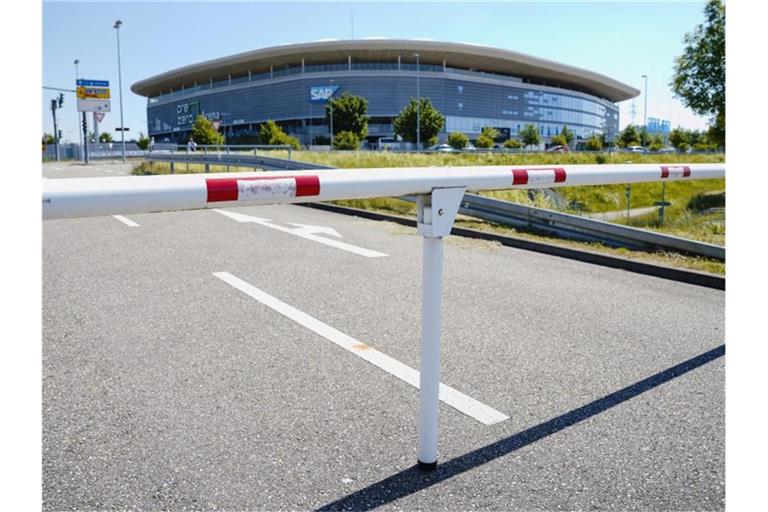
[213, 208, 387, 258]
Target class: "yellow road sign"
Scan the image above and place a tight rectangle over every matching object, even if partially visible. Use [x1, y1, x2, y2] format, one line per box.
[76, 86, 110, 99]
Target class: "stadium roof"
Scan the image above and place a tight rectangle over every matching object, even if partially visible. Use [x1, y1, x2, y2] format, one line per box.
[131, 39, 639, 102]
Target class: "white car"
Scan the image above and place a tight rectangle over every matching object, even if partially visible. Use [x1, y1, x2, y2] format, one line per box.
[625, 145, 647, 153]
[429, 144, 455, 153]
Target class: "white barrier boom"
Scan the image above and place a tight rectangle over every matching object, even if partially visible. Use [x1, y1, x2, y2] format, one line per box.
[42, 163, 723, 220]
[41, 163, 725, 471]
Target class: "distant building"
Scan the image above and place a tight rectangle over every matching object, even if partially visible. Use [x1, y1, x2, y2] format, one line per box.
[646, 117, 671, 135]
[131, 39, 639, 145]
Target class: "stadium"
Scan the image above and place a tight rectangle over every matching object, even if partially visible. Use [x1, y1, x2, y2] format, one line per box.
[131, 39, 639, 146]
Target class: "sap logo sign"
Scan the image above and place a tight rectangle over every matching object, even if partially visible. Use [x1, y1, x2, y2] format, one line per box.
[310, 85, 340, 102]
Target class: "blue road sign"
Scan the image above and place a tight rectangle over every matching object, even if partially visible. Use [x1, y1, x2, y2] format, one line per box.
[77, 79, 110, 87]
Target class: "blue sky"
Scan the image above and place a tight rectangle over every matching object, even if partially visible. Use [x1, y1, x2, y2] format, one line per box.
[42, 1, 713, 142]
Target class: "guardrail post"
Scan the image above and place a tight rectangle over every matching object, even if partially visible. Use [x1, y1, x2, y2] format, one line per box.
[170, 161, 174, 174]
[415, 186, 466, 471]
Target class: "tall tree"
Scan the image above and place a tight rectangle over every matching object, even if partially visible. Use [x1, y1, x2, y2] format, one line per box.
[392, 97, 445, 147]
[560, 125, 575, 145]
[519, 124, 540, 149]
[325, 92, 369, 139]
[618, 125, 640, 147]
[191, 115, 225, 145]
[99, 132, 113, 143]
[258, 119, 300, 149]
[670, 0, 725, 147]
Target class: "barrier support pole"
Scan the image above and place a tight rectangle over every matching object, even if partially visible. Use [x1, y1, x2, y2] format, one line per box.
[416, 187, 466, 471]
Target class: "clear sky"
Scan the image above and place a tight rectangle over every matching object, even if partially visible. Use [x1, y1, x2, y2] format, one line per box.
[42, 0, 713, 142]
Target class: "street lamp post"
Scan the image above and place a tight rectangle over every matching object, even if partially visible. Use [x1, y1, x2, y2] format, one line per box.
[329, 79, 335, 149]
[415, 53, 420, 150]
[642, 74, 648, 148]
[74, 59, 83, 161]
[114, 20, 126, 162]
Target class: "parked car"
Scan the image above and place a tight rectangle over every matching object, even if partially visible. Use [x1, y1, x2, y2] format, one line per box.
[625, 145, 647, 153]
[546, 145, 570, 153]
[428, 144, 455, 153]
[464, 143, 477, 152]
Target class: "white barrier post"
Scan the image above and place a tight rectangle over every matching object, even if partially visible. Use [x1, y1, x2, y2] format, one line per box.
[416, 187, 465, 470]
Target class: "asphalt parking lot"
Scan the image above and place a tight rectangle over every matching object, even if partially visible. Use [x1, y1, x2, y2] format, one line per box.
[42, 190, 724, 510]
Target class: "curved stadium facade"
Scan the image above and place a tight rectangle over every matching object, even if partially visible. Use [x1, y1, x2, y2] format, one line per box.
[131, 39, 639, 146]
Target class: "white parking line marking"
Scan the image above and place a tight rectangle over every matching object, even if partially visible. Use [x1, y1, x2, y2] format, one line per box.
[112, 215, 139, 227]
[214, 271, 509, 425]
[214, 208, 387, 258]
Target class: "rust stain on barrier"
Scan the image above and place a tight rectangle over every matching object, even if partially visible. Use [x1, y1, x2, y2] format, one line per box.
[352, 343, 373, 351]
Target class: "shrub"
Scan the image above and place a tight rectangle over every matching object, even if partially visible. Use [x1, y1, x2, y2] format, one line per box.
[549, 135, 568, 147]
[503, 139, 522, 149]
[332, 130, 360, 150]
[687, 191, 725, 211]
[475, 134, 494, 148]
[585, 135, 603, 151]
[447, 132, 468, 150]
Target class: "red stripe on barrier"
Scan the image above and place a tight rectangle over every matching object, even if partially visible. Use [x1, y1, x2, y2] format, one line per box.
[683, 166, 691, 177]
[295, 175, 321, 196]
[661, 166, 670, 179]
[554, 167, 567, 183]
[206, 178, 239, 202]
[512, 169, 528, 185]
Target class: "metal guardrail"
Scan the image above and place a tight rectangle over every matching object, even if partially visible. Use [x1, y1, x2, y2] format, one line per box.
[455, 194, 725, 260]
[143, 153, 724, 260]
[145, 150, 331, 172]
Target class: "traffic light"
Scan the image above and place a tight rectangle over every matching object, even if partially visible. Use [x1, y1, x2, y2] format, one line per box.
[58, 93, 64, 108]
[58, 130, 63, 141]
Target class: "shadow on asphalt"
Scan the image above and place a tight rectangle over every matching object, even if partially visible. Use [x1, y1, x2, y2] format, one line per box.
[316, 344, 725, 511]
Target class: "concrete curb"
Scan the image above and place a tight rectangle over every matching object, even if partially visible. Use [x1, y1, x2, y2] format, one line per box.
[303, 202, 725, 291]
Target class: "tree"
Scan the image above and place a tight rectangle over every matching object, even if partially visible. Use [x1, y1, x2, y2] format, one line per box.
[475, 127, 499, 149]
[257, 119, 300, 149]
[136, 132, 151, 150]
[549, 134, 568, 147]
[618, 125, 640, 147]
[503, 139, 522, 149]
[670, 0, 725, 147]
[332, 131, 361, 150]
[42, 133, 55, 145]
[649, 134, 664, 152]
[447, 132, 468, 150]
[392, 97, 445, 147]
[560, 125, 575, 145]
[325, 92, 369, 140]
[99, 132, 113, 143]
[191, 115, 225, 146]
[519, 124, 540, 149]
[585, 135, 603, 151]
[668, 127, 689, 151]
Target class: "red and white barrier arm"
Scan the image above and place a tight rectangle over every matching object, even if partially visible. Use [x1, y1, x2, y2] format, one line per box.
[42, 163, 724, 220]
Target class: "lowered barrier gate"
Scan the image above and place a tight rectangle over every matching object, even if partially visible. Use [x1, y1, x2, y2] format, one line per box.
[147, 152, 725, 259]
[42, 163, 725, 470]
